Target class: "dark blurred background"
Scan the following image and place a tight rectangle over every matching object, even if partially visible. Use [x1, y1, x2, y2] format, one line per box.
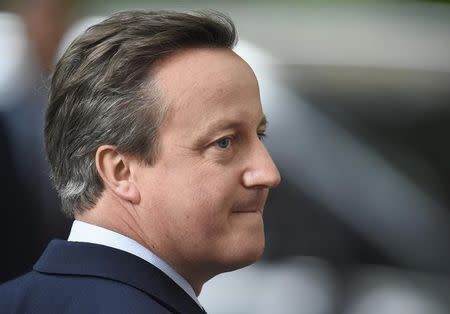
[1, 0, 449, 313]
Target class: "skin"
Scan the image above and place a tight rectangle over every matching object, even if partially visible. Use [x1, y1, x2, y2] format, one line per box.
[77, 47, 281, 295]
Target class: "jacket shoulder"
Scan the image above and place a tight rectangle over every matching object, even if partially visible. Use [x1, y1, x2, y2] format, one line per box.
[0, 271, 173, 314]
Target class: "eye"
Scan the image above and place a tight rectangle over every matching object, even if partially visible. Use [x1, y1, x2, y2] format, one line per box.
[257, 132, 267, 141]
[215, 137, 232, 149]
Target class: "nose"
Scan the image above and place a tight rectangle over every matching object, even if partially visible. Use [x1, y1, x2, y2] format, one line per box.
[242, 141, 281, 189]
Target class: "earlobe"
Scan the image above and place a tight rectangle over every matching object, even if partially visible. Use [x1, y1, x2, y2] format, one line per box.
[116, 181, 141, 204]
[96, 145, 141, 204]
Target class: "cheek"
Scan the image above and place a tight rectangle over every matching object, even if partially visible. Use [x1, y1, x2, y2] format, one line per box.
[182, 176, 233, 221]
[176, 161, 239, 204]
[142, 155, 245, 239]
[169, 167, 240, 233]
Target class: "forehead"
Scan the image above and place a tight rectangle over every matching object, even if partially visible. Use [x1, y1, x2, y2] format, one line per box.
[153, 48, 261, 119]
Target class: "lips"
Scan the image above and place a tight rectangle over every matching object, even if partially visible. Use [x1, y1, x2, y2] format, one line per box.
[231, 202, 265, 214]
[232, 208, 262, 214]
[230, 191, 268, 214]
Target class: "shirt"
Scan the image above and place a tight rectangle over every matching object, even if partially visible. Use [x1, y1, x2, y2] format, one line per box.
[67, 220, 202, 307]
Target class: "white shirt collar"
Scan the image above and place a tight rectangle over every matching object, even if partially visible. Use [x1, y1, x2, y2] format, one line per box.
[68, 220, 201, 307]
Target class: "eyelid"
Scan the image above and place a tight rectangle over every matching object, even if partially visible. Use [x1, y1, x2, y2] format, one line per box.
[257, 133, 267, 141]
[257, 129, 267, 140]
[210, 134, 236, 150]
[207, 129, 266, 150]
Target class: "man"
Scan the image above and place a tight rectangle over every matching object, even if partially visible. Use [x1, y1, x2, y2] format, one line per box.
[0, 10, 280, 313]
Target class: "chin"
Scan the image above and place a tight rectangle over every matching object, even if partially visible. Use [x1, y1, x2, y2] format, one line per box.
[222, 235, 265, 272]
[201, 236, 265, 282]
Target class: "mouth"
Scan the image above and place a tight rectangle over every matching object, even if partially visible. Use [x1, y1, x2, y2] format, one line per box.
[231, 193, 268, 215]
[231, 207, 263, 214]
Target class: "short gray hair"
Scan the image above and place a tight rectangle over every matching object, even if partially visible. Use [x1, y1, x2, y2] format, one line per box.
[45, 10, 237, 217]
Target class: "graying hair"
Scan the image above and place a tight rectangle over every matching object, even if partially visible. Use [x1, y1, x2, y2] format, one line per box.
[45, 10, 237, 217]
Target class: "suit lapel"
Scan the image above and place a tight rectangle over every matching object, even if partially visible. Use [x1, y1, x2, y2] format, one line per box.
[34, 240, 205, 314]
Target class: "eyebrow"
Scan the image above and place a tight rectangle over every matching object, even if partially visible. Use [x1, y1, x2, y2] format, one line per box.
[206, 115, 267, 133]
[194, 115, 267, 146]
[260, 115, 268, 128]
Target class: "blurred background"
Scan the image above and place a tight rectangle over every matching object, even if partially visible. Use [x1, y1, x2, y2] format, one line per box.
[1, 0, 449, 313]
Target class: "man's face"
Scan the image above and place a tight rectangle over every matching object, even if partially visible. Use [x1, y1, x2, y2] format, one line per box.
[134, 48, 280, 283]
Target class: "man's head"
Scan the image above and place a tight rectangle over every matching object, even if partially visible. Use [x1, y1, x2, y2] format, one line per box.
[46, 10, 237, 216]
[46, 10, 280, 293]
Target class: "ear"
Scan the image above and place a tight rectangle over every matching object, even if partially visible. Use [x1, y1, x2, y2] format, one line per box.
[95, 145, 141, 204]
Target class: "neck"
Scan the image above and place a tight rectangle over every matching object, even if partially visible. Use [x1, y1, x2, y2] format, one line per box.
[74, 196, 209, 296]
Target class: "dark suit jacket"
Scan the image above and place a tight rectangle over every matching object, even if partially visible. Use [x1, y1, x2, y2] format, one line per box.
[0, 240, 206, 314]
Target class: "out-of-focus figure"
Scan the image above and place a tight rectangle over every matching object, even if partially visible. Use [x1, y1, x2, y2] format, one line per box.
[17, 0, 75, 74]
[0, 0, 76, 282]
